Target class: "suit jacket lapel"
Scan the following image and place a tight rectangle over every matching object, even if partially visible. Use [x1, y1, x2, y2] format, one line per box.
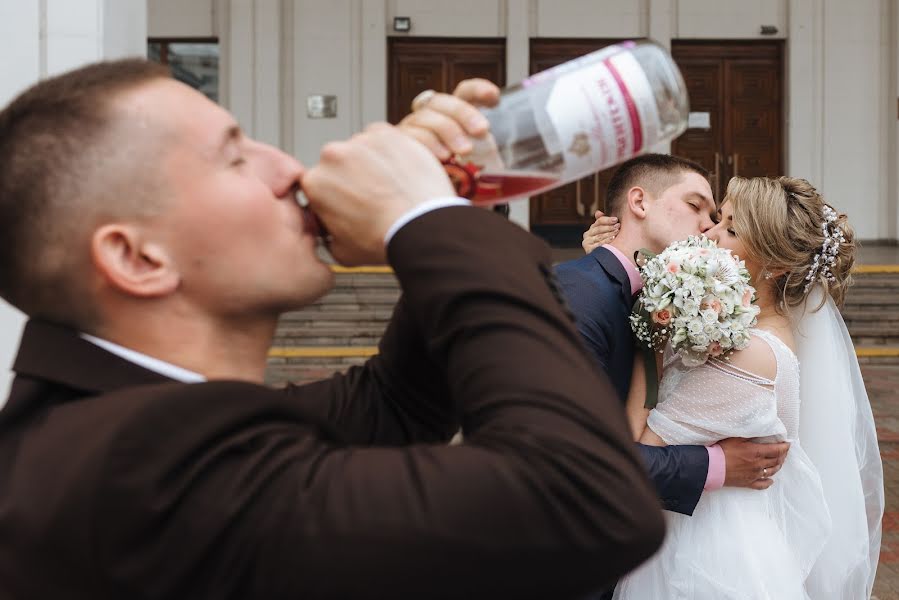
[590, 247, 635, 309]
[4, 319, 352, 445]
[11, 319, 174, 395]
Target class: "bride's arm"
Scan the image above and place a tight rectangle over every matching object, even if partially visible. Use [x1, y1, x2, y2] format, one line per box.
[626, 352, 667, 443]
[632, 351, 667, 447]
[639, 424, 667, 447]
[625, 355, 649, 440]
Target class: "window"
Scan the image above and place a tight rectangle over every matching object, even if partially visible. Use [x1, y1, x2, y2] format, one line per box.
[148, 38, 219, 102]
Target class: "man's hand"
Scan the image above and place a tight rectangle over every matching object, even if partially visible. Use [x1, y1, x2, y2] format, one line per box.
[582, 210, 619, 254]
[302, 123, 455, 266]
[720, 438, 790, 490]
[398, 78, 501, 160]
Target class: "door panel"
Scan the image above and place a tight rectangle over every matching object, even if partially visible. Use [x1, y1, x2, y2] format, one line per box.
[449, 60, 504, 89]
[672, 42, 784, 203]
[387, 38, 505, 125]
[726, 59, 782, 182]
[670, 60, 725, 198]
[393, 58, 444, 125]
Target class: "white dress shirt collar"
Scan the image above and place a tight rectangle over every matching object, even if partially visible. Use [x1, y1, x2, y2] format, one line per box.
[79, 333, 206, 383]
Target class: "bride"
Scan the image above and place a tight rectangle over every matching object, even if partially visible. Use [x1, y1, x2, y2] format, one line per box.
[594, 176, 884, 599]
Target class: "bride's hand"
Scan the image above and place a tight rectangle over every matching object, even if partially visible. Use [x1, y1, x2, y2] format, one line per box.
[719, 438, 790, 490]
[582, 210, 620, 254]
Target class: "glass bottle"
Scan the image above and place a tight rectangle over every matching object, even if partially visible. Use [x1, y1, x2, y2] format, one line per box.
[445, 40, 689, 205]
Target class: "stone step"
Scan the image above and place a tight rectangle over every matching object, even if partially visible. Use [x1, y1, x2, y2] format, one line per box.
[848, 335, 899, 347]
[843, 293, 899, 305]
[267, 271, 899, 377]
[848, 284, 899, 292]
[263, 345, 899, 386]
[846, 323, 899, 337]
[330, 273, 399, 286]
[309, 292, 401, 308]
[279, 310, 393, 324]
[265, 356, 366, 387]
[843, 314, 899, 325]
[855, 347, 899, 366]
[273, 329, 384, 346]
[848, 272, 899, 284]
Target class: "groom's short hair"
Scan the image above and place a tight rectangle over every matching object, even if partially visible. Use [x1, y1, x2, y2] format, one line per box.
[0, 59, 170, 327]
[605, 154, 709, 217]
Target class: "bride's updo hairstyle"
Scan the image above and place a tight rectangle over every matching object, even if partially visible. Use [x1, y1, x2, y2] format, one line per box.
[723, 176, 856, 311]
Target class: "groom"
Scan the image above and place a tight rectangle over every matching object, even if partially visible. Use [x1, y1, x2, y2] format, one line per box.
[556, 155, 791, 520]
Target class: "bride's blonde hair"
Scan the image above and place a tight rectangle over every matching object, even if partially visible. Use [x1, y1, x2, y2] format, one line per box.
[724, 176, 856, 310]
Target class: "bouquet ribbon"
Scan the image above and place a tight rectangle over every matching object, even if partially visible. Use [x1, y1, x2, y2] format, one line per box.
[633, 298, 660, 410]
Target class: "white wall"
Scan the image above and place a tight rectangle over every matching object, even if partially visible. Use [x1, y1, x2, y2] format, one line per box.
[891, 0, 899, 240]
[0, 0, 146, 403]
[292, 0, 358, 166]
[677, 0, 786, 39]
[219, 0, 284, 148]
[390, 0, 504, 37]
[817, 0, 893, 240]
[536, 0, 645, 38]
[148, 0, 214, 37]
[0, 0, 37, 406]
[781, 0, 894, 243]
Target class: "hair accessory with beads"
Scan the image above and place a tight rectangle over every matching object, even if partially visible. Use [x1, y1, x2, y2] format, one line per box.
[804, 205, 845, 293]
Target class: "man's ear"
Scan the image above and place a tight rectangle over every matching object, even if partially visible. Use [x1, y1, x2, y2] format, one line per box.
[91, 224, 180, 297]
[625, 186, 648, 220]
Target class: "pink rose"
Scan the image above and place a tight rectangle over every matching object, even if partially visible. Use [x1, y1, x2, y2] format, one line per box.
[700, 297, 722, 314]
[652, 309, 672, 326]
[667, 262, 680, 274]
[709, 341, 724, 357]
[742, 290, 753, 308]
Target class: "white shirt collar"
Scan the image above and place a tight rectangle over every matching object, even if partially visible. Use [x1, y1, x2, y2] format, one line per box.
[79, 333, 206, 383]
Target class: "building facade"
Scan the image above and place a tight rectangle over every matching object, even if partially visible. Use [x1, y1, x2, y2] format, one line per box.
[0, 0, 898, 397]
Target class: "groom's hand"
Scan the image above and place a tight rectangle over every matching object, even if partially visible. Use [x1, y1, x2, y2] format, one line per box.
[719, 438, 790, 490]
[397, 79, 500, 161]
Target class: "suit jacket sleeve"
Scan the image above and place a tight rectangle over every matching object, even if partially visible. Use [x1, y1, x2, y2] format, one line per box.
[637, 443, 709, 515]
[284, 292, 458, 446]
[96, 207, 664, 600]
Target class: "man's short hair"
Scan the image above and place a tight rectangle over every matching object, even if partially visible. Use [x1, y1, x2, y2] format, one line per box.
[0, 59, 170, 326]
[605, 153, 710, 217]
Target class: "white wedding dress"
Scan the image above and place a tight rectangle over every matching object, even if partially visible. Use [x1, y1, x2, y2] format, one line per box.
[614, 328, 831, 599]
[614, 288, 883, 599]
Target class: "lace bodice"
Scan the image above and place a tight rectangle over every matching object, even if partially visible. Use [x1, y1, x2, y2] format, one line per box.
[648, 329, 801, 445]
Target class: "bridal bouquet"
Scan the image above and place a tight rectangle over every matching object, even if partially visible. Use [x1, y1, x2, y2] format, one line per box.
[630, 236, 760, 367]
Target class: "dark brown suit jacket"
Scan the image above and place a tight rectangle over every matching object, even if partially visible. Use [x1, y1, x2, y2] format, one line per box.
[0, 207, 663, 599]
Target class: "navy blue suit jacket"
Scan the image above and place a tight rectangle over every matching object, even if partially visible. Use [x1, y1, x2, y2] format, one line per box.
[555, 246, 708, 515]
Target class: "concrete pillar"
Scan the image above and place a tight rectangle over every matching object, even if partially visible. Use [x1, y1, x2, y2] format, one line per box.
[505, 0, 532, 230]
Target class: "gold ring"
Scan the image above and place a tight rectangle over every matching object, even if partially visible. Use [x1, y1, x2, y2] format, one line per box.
[411, 89, 436, 112]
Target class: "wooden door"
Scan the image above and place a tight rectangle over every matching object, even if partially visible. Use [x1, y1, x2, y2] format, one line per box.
[528, 39, 623, 247]
[387, 38, 505, 125]
[672, 42, 784, 201]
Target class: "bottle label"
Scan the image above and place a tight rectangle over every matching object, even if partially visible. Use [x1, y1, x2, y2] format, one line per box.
[543, 49, 660, 180]
[523, 42, 632, 89]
